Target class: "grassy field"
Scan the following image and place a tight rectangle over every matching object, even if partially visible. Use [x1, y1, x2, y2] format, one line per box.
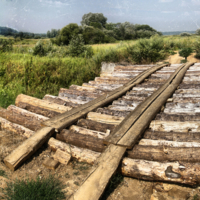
[0, 34, 200, 108]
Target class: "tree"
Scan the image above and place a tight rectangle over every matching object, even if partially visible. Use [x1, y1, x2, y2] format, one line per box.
[47, 30, 51, 38]
[196, 28, 200, 35]
[81, 13, 107, 27]
[179, 47, 193, 61]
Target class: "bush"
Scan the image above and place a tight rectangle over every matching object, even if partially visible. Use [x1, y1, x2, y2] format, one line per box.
[180, 32, 191, 37]
[179, 47, 193, 60]
[0, 39, 13, 52]
[1, 175, 66, 200]
[32, 40, 46, 56]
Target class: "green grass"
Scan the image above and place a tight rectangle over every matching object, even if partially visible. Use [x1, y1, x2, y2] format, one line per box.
[1, 174, 66, 200]
[0, 169, 7, 177]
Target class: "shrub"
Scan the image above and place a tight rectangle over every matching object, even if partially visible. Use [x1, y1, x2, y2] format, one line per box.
[180, 32, 191, 37]
[0, 39, 13, 52]
[32, 40, 46, 56]
[1, 174, 66, 200]
[179, 47, 193, 60]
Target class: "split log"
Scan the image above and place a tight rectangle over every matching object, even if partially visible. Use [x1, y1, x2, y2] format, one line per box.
[143, 130, 200, 142]
[121, 158, 200, 185]
[127, 145, 200, 162]
[69, 125, 109, 139]
[77, 118, 116, 133]
[122, 95, 146, 101]
[15, 94, 71, 118]
[108, 105, 136, 111]
[69, 144, 126, 200]
[150, 120, 200, 132]
[87, 112, 124, 125]
[43, 158, 59, 170]
[69, 85, 104, 93]
[173, 97, 200, 104]
[0, 117, 34, 138]
[56, 130, 106, 152]
[139, 139, 200, 147]
[82, 83, 122, 91]
[156, 113, 200, 121]
[48, 138, 100, 164]
[179, 84, 200, 89]
[112, 100, 140, 107]
[4, 127, 55, 171]
[0, 107, 43, 131]
[96, 108, 130, 117]
[43, 95, 79, 107]
[175, 89, 200, 94]
[53, 149, 71, 165]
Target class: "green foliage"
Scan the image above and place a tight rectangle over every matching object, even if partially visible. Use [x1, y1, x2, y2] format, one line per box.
[180, 32, 191, 37]
[0, 169, 7, 177]
[196, 29, 200, 35]
[32, 40, 46, 56]
[127, 36, 167, 63]
[179, 47, 193, 60]
[0, 39, 13, 52]
[193, 194, 199, 200]
[90, 22, 102, 29]
[1, 174, 66, 200]
[81, 12, 107, 27]
[194, 40, 200, 59]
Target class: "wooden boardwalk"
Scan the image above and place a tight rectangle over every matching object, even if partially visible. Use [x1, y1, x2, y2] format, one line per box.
[1, 62, 200, 199]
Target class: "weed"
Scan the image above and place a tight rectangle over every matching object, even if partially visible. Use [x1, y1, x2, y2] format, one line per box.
[1, 174, 66, 200]
[74, 181, 80, 186]
[73, 171, 80, 176]
[0, 169, 7, 177]
[193, 194, 199, 200]
[65, 173, 70, 178]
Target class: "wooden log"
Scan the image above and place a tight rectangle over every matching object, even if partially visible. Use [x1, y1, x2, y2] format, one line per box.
[43, 158, 59, 170]
[87, 112, 124, 125]
[139, 139, 200, 147]
[122, 95, 146, 101]
[127, 145, 200, 163]
[77, 118, 116, 133]
[0, 107, 43, 131]
[143, 130, 200, 142]
[53, 149, 71, 165]
[108, 105, 136, 111]
[69, 85, 104, 93]
[179, 84, 200, 89]
[69, 125, 109, 139]
[43, 95, 79, 107]
[121, 158, 200, 185]
[155, 113, 200, 121]
[150, 120, 200, 132]
[48, 138, 100, 164]
[56, 130, 106, 152]
[0, 117, 34, 138]
[173, 97, 200, 103]
[69, 144, 126, 200]
[96, 108, 130, 117]
[82, 83, 123, 91]
[4, 127, 55, 171]
[15, 94, 71, 118]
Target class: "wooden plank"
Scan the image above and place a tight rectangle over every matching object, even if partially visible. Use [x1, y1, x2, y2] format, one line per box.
[69, 144, 126, 200]
[53, 149, 71, 165]
[43, 158, 59, 170]
[4, 127, 55, 171]
[42, 64, 168, 131]
[121, 158, 200, 185]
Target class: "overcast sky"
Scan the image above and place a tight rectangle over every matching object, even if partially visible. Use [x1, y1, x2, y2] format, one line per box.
[0, 0, 200, 33]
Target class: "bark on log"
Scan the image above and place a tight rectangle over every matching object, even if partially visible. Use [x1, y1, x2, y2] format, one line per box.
[77, 118, 116, 133]
[56, 130, 106, 152]
[4, 127, 55, 171]
[48, 138, 100, 164]
[15, 94, 71, 118]
[121, 158, 200, 185]
[155, 113, 200, 121]
[96, 108, 130, 117]
[53, 149, 71, 165]
[0, 117, 34, 138]
[69, 85, 104, 94]
[173, 97, 200, 104]
[143, 130, 200, 142]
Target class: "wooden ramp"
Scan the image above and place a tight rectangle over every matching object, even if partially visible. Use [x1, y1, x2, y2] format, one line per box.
[1, 62, 200, 199]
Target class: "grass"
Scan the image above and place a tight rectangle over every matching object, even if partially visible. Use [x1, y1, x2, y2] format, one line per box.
[1, 174, 66, 200]
[0, 169, 7, 177]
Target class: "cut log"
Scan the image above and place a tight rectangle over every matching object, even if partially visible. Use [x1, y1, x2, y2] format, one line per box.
[96, 108, 130, 117]
[77, 118, 116, 133]
[0, 117, 34, 138]
[0, 107, 43, 131]
[121, 158, 200, 185]
[156, 113, 200, 121]
[173, 97, 200, 103]
[15, 94, 71, 118]
[53, 149, 71, 165]
[4, 127, 55, 171]
[87, 112, 124, 125]
[43, 95, 79, 107]
[149, 120, 200, 132]
[143, 130, 200, 142]
[56, 130, 106, 152]
[82, 83, 123, 91]
[127, 145, 200, 162]
[43, 158, 59, 170]
[69, 144, 126, 200]
[139, 139, 200, 147]
[48, 138, 100, 164]
[69, 85, 103, 93]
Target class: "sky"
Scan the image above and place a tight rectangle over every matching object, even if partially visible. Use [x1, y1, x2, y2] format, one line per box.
[0, 0, 200, 33]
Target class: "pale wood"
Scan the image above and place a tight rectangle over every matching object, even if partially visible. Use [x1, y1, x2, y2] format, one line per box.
[121, 158, 200, 185]
[0, 117, 34, 138]
[97, 108, 130, 118]
[87, 112, 124, 125]
[43, 158, 59, 170]
[48, 138, 101, 164]
[4, 127, 55, 171]
[150, 120, 200, 132]
[53, 149, 71, 165]
[69, 144, 126, 200]
[15, 94, 71, 118]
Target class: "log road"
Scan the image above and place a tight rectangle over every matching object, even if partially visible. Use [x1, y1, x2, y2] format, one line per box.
[1, 62, 200, 199]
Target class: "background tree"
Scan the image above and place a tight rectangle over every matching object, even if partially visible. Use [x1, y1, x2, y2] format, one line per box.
[81, 13, 107, 28]
[47, 30, 51, 38]
[196, 28, 200, 35]
[179, 47, 193, 61]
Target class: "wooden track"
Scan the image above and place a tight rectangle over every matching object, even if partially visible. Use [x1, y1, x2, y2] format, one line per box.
[1, 62, 200, 199]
